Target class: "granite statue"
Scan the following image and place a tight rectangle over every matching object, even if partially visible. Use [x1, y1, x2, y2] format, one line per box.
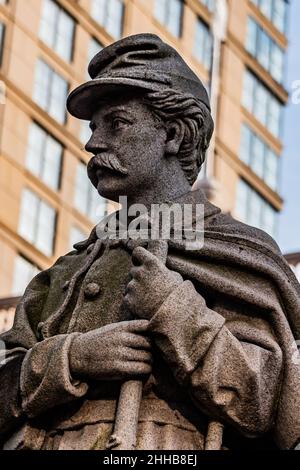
[0, 34, 300, 450]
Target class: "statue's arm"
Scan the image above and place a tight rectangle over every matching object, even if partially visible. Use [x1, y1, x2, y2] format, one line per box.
[0, 264, 88, 442]
[148, 280, 283, 438]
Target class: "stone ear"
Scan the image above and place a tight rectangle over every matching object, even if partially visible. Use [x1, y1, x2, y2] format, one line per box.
[164, 120, 185, 156]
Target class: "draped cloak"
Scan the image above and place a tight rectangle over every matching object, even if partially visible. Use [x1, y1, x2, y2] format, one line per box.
[0, 190, 299, 450]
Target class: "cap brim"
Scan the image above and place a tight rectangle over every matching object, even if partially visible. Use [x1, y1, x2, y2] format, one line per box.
[67, 77, 160, 120]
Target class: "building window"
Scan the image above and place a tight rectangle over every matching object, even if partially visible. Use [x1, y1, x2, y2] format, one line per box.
[246, 17, 284, 83]
[74, 161, 107, 223]
[33, 59, 69, 124]
[69, 226, 87, 250]
[200, 0, 215, 11]
[194, 18, 213, 71]
[240, 124, 279, 190]
[91, 0, 123, 39]
[251, 0, 288, 34]
[26, 122, 62, 190]
[154, 0, 183, 38]
[0, 22, 5, 65]
[39, 0, 75, 62]
[18, 188, 56, 256]
[11, 255, 40, 296]
[236, 179, 277, 238]
[242, 70, 282, 138]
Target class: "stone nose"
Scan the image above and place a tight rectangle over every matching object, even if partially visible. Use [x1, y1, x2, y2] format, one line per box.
[84, 282, 101, 299]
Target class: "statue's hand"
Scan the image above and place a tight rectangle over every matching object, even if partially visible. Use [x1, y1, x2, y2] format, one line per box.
[69, 320, 152, 381]
[123, 246, 183, 320]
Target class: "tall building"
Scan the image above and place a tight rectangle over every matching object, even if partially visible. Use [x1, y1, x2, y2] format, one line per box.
[0, 0, 289, 301]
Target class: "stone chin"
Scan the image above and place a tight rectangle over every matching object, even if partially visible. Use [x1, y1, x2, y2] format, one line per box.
[95, 170, 131, 202]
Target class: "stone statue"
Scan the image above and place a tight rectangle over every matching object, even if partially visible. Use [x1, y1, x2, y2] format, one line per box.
[0, 34, 300, 450]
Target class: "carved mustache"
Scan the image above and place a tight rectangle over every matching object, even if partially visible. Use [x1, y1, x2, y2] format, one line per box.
[91, 154, 129, 176]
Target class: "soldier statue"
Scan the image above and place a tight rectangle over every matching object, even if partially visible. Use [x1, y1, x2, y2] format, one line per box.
[0, 34, 299, 450]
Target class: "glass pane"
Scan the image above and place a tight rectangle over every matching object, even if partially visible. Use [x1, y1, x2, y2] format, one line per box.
[194, 19, 212, 70]
[106, 0, 123, 38]
[39, 0, 57, 49]
[155, 0, 167, 23]
[261, 203, 277, 237]
[89, 37, 102, 64]
[252, 135, 265, 178]
[43, 136, 62, 190]
[18, 189, 39, 243]
[33, 60, 51, 109]
[36, 200, 56, 256]
[257, 30, 271, 71]
[167, 0, 182, 37]
[204, 29, 213, 70]
[236, 180, 248, 221]
[273, 0, 287, 33]
[240, 125, 251, 165]
[26, 123, 45, 177]
[56, 10, 75, 61]
[255, 82, 268, 126]
[202, 0, 215, 12]
[248, 189, 263, 228]
[11, 256, 39, 296]
[242, 71, 255, 111]
[246, 18, 257, 56]
[265, 148, 279, 190]
[49, 72, 68, 124]
[267, 96, 281, 138]
[270, 42, 284, 83]
[260, 0, 272, 18]
[91, 0, 106, 25]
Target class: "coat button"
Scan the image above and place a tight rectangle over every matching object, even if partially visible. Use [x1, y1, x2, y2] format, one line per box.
[84, 282, 101, 299]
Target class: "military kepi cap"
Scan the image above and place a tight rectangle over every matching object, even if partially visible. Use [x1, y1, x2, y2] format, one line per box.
[67, 33, 210, 120]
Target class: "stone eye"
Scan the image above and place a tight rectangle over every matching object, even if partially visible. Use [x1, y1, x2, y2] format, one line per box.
[112, 117, 127, 130]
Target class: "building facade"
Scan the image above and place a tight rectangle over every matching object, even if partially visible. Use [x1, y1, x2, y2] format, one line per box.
[0, 0, 289, 301]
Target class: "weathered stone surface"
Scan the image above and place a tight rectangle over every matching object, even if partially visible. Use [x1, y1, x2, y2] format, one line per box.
[0, 34, 300, 451]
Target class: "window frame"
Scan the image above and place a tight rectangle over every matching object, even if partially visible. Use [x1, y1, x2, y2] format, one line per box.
[39, 0, 76, 63]
[26, 121, 63, 191]
[33, 59, 69, 124]
[154, 0, 184, 38]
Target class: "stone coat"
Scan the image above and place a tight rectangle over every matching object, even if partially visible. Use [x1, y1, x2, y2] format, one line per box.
[0, 190, 299, 450]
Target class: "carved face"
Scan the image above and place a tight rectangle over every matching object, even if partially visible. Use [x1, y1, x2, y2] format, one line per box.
[85, 92, 167, 202]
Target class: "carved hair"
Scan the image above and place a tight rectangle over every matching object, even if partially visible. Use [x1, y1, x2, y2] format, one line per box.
[144, 89, 214, 185]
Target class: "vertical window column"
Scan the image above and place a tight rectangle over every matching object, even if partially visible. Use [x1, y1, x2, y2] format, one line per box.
[26, 122, 63, 190]
[154, 0, 183, 38]
[193, 18, 213, 71]
[18, 189, 56, 256]
[33, 60, 69, 124]
[39, 0, 75, 62]
[91, 0, 123, 39]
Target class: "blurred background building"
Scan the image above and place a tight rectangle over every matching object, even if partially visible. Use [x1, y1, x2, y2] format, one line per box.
[0, 0, 291, 325]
